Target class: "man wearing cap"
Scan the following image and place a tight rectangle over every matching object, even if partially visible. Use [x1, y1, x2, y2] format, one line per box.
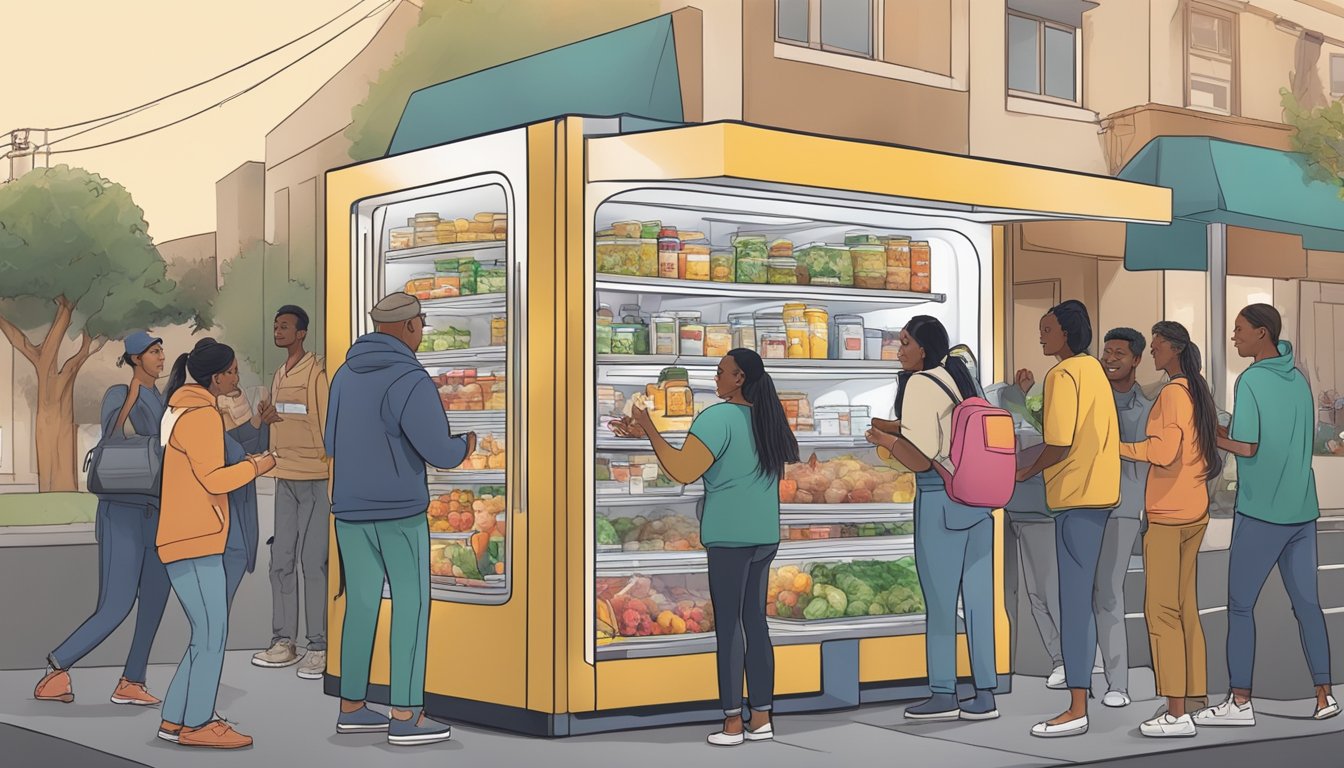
[324, 293, 475, 746]
[36, 332, 172, 707]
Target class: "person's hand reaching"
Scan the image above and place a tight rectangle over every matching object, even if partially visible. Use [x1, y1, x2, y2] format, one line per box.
[1015, 368, 1035, 395]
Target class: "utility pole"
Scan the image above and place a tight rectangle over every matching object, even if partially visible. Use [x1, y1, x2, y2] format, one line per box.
[6, 129, 35, 182]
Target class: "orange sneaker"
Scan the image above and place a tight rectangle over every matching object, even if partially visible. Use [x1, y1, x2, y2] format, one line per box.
[178, 720, 253, 750]
[34, 668, 73, 703]
[111, 677, 161, 706]
[158, 720, 184, 744]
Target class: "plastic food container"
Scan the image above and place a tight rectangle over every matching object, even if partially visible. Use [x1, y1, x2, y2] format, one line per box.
[805, 307, 829, 360]
[679, 322, 706, 356]
[759, 333, 787, 359]
[432, 274, 461, 299]
[794, 243, 853, 286]
[768, 239, 794, 259]
[704, 324, 731, 358]
[767, 256, 798, 285]
[389, 227, 415, 251]
[910, 241, 932, 293]
[848, 406, 871, 436]
[477, 261, 507, 294]
[733, 236, 768, 283]
[845, 233, 881, 246]
[816, 405, 851, 436]
[684, 251, 710, 281]
[865, 328, 883, 360]
[652, 315, 678, 356]
[458, 259, 479, 295]
[658, 241, 679, 279]
[882, 329, 901, 361]
[490, 315, 507, 347]
[754, 312, 785, 352]
[851, 244, 886, 276]
[710, 249, 735, 282]
[832, 315, 865, 359]
[729, 313, 756, 351]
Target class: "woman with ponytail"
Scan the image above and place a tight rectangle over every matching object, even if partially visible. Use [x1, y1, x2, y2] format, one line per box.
[1118, 322, 1220, 737]
[612, 349, 799, 746]
[863, 316, 998, 722]
[156, 339, 276, 750]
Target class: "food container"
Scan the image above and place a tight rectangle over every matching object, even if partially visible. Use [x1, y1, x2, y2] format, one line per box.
[759, 333, 787, 359]
[490, 315, 507, 347]
[848, 406, 871, 436]
[651, 315, 678, 356]
[679, 321, 705, 356]
[729, 313, 756, 351]
[431, 274, 461, 299]
[612, 220, 643, 238]
[845, 233, 881, 246]
[816, 405, 851, 436]
[682, 242, 712, 256]
[611, 462, 631, 484]
[794, 243, 853, 286]
[781, 302, 806, 324]
[785, 319, 810, 359]
[620, 304, 644, 324]
[389, 227, 415, 250]
[851, 245, 887, 289]
[767, 256, 798, 285]
[768, 239, 794, 259]
[657, 242, 679, 279]
[882, 329, 901, 361]
[704, 324, 731, 358]
[754, 312, 786, 352]
[407, 273, 435, 300]
[886, 265, 912, 291]
[733, 236, 768, 283]
[434, 258, 460, 273]
[477, 261, 507, 294]
[865, 328, 883, 360]
[832, 315, 865, 360]
[596, 305, 613, 355]
[684, 251, 710, 281]
[611, 324, 644, 356]
[458, 259, 480, 295]
[596, 239, 657, 277]
[710, 249, 735, 282]
[640, 221, 662, 239]
[629, 474, 645, 494]
[804, 306, 829, 360]
[778, 392, 810, 432]
[910, 241, 932, 293]
[787, 337, 807, 358]
[662, 368, 695, 417]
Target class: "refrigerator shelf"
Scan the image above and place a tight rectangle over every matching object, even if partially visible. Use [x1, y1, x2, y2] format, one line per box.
[596, 354, 902, 376]
[593, 614, 933, 660]
[418, 346, 506, 368]
[443, 410, 507, 430]
[429, 470, 506, 485]
[595, 274, 945, 306]
[420, 293, 507, 314]
[386, 241, 507, 263]
[780, 505, 913, 524]
[595, 432, 873, 452]
[594, 538, 914, 574]
[594, 490, 705, 507]
[429, 532, 476, 541]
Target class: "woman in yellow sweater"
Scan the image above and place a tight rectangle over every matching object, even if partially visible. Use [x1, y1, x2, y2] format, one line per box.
[1119, 321, 1223, 739]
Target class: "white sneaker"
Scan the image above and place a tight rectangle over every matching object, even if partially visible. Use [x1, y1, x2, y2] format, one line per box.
[743, 722, 774, 741]
[1102, 691, 1131, 708]
[1315, 695, 1340, 721]
[1046, 666, 1067, 690]
[1141, 713, 1197, 738]
[707, 730, 744, 746]
[1030, 716, 1088, 738]
[1194, 695, 1255, 727]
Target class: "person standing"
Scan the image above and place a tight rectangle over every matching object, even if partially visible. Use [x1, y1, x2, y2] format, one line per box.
[34, 332, 172, 707]
[326, 293, 475, 747]
[1018, 300, 1121, 739]
[613, 348, 799, 746]
[1120, 322, 1221, 737]
[865, 317, 998, 722]
[156, 339, 275, 749]
[251, 306, 332, 682]
[1196, 304, 1338, 726]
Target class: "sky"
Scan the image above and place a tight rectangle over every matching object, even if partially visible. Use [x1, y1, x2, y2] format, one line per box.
[0, 0, 404, 243]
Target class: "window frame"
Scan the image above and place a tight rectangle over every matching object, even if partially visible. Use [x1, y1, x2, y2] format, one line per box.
[1005, 10, 1083, 107]
[1183, 2, 1239, 116]
[775, 0, 879, 62]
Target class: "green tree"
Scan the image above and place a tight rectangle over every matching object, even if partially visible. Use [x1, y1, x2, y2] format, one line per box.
[1282, 87, 1344, 197]
[0, 166, 212, 491]
[215, 241, 315, 382]
[347, 0, 659, 161]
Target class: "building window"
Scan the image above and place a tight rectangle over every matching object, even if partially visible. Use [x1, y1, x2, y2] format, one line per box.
[1185, 4, 1237, 115]
[1332, 54, 1344, 96]
[1006, 11, 1079, 103]
[776, 0, 875, 59]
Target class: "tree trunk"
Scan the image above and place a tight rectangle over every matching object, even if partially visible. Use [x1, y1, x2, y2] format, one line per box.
[34, 371, 78, 492]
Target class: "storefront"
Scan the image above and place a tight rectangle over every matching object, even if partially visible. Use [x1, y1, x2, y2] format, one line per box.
[320, 111, 1168, 734]
[1120, 136, 1344, 512]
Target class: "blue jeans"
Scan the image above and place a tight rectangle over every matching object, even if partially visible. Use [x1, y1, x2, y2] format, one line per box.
[163, 555, 228, 728]
[706, 544, 778, 716]
[1054, 507, 1110, 690]
[1227, 513, 1332, 690]
[50, 501, 171, 683]
[915, 471, 997, 694]
[223, 509, 249, 612]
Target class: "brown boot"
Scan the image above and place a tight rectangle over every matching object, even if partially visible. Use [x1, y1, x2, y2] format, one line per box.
[178, 720, 253, 749]
[34, 668, 73, 703]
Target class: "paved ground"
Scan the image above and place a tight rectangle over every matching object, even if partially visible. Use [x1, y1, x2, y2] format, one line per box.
[2, 654, 1342, 768]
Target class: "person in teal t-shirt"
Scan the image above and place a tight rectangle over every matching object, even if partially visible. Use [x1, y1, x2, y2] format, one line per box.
[612, 349, 799, 747]
[1195, 304, 1337, 728]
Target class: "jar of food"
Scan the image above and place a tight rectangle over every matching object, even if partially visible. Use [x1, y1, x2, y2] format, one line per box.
[729, 313, 756, 351]
[753, 312, 785, 352]
[490, 315, 507, 347]
[767, 256, 798, 285]
[661, 367, 695, 418]
[778, 392, 809, 431]
[611, 324, 642, 356]
[407, 273, 435, 300]
[851, 245, 886, 289]
[477, 261, 507, 294]
[768, 239, 794, 259]
[596, 304, 614, 355]
[458, 258, 480, 295]
[804, 306, 829, 360]
[684, 251, 710, 281]
[794, 243, 853, 287]
[787, 337, 807, 359]
[611, 462, 631, 484]
[432, 273, 461, 299]
[832, 315, 865, 360]
[882, 329, 901, 361]
[733, 236, 768, 284]
[865, 328, 883, 360]
[815, 406, 844, 436]
[679, 321, 706, 357]
[704, 324, 731, 358]
[785, 319, 810, 359]
[657, 239, 679, 280]
[848, 406, 871, 437]
[910, 241, 932, 293]
[781, 302, 806, 324]
[710, 249, 735, 282]
[759, 332, 788, 359]
[651, 315, 678, 356]
[619, 304, 642, 324]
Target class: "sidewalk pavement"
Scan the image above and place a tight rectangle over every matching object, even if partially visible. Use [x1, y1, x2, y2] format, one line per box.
[1, 652, 1341, 768]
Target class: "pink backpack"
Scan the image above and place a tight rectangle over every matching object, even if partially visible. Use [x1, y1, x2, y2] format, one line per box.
[919, 373, 1018, 508]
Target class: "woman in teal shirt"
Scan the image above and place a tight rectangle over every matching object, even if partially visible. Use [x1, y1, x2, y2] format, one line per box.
[616, 349, 799, 747]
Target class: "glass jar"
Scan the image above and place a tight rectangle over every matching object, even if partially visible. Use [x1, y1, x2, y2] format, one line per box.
[787, 336, 807, 359]
[786, 319, 810, 359]
[865, 328, 883, 360]
[753, 312, 785, 352]
[781, 303, 806, 324]
[704, 324, 731, 358]
[767, 256, 798, 285]
[733, 236, 768, 284]
[596, 304, 614, 355]
[759, 332, 787, 359]
[490, 315, 507, 347]
[661, 367, 695, 418]
[729, 313, 756, 351]
[651, 315, 678, 356]
[910, 241, 932, 293]
[658, 240, 679, 280]
[684, 251, 710, 281]
[610, 324, 642, 356]
[851, 245, 886, 289]
[679, 321, 706, 357]
[832, 315, 865, 360]
[804, 306, 829, 360]
[710, 249, 735, 282]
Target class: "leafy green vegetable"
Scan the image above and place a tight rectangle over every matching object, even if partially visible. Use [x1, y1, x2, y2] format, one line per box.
[596, 518, 619, 546]
[803, 598, 831, 620]
[449, 546, 482, 580]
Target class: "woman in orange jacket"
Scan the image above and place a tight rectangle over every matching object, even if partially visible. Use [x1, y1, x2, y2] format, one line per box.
[1119, 321, 1222, 739]
[156, 339, 275, 750]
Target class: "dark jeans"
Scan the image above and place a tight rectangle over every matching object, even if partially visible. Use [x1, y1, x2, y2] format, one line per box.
[51, 500, 171, 683]
[1227, 513, 1333, 690]
[1054, 507, 1111, 690]
[707, 544, 778, 717]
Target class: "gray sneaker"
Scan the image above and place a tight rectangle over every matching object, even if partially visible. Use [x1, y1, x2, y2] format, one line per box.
[297, 650, 326, 680]
[336, 706, 390, 734]
[388, 710, 452, 746]
[251, 640, 300, 668]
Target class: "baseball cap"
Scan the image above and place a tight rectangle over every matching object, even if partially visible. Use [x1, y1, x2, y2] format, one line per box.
[369, 292, 423, 324]
[124, 331, 163, 356]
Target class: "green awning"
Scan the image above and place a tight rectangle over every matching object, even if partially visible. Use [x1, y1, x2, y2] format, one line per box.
[1119, 136, 1344, 270]
[388, 16, 684, 156]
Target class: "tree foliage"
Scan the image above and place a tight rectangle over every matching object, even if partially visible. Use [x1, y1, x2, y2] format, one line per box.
[1282, 87, 1344, 198]
[346, 0, 659, 161]
[215, 241, 315, 382]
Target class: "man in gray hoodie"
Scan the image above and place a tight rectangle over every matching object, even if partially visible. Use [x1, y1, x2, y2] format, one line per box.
[324, 293, 475, 747]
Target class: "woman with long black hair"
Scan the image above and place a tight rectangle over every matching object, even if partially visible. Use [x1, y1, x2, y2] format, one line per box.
[613, 349, 799, 746]
[864, 316, 998, 722]
[1118, 321, 1220, 737]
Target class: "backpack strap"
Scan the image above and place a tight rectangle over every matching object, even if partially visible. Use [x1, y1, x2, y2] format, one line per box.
[918, 371, 962, 408]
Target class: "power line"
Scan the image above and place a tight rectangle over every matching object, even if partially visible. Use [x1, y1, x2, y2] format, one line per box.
[31, 0, 380, 144]
[47, 0, 397, 156]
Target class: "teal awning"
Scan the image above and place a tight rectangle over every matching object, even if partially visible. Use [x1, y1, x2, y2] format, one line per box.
[1119, 136, 1344, 271]
[388, 15, 684, 156]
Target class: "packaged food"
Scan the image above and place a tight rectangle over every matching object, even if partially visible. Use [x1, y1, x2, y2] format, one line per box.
[781, 303, 806, 324]
[652, 315, 678, 356]
[620, 304, 644, 324]
[754, 312, 785, 352]
[658, 243, 679, 279]
[911, 241, 932, 293]
[611, 462, 631, 484]
[429, 276, 459, 300]
[684, 251, 710, 281]
[477, 261, 507, 294]
[435, 222, 458, 244]
[389, 227, 414, 250]
[662, 368, 695, 417]
[884, 237, 911, 268]
[768, 239, 794, 258]
[640, 221, 662, 239]
[844, 233, 881, 246]
[794, 243, 853, 286]
[865, 328, 883, 360]
[679, 321, 705, 357]
[833, 315, 865, 360]
[848, 406, 871, 436]
[458, 259, 479, 295]
[729, 313, 756, 351]
[804, 307, 829, 360]
[768, 256, 798, 285]
[851, 245, 887, 289]
[612, 221, 643, 238]
[704, 324, 731, 358]
[760, 333, 787, 359]
[611, 324, 642, 356]
[887, 265, 912, 292]
[816, 407, 844, 436]
[733, 236, 768, 283]
[682, 242, 712, 256]
[596, 239, 657, 277]
[882, 329, 901, 361]
[785, 319, 810, 359]
[710, 249, 735, 282]
[491, 315, 507, 347]
[787, 337, 807, 359]
[434, 258, 460, 273]
[407, 274, 435, 300]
